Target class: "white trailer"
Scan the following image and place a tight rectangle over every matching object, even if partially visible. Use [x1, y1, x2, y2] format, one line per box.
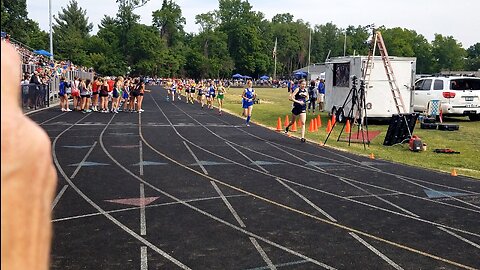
[324, 56, 416, 120]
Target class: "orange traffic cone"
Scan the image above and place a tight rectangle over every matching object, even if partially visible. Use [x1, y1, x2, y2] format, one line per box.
[309, 119, 314, 132]
[332, 114, 336, 126]
[291, 120, 297, 132]
[345, 120, 351, 133]
[317, 115, 322, 128]
[451, 168, 458, 176]
[326, 120, 332, 133]
[297, 118, 302, 128]
[284, 115, 290, 127]
[369, 153, 375, 160]
[276, 117, 282, 131]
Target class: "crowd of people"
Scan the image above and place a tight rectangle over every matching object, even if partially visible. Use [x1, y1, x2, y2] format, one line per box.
[57, 76, 147, 113]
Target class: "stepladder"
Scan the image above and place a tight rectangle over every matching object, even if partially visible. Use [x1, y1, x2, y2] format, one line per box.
[363, 31, 407, 114]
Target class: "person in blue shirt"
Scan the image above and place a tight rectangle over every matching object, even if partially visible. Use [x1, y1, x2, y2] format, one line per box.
[317, 79, 325, 112]
[207, 80, 216, 110]
[242, 80, 256, 126]
[285, 79, 309, 142]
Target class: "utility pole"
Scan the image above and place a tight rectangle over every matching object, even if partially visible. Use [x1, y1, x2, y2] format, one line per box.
[343, 30, 347, 57]
[273, 37, 277, 80]
[307, 28, 312, 80]
[49, 0, 53, 60]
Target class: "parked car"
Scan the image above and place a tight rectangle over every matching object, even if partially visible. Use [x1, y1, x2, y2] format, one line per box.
[413, 76, 480, 121]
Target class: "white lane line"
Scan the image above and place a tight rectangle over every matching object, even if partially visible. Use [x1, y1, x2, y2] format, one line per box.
[183, 141, 208, 175]
[53, 115, 192, 270]
[276, 178, 337, 222]
[51, 185, 68, 210]
[266, 142, 327, 172]
[337, 177, 419, 218]
[39, 112, 67, 125]
[141, 246, 148, 270]
[211, 181, 246, 227]
[225, 141, 269, 173]
[139, 141, 144, 176]
[346, 192, 402, 199]
[70, 141, 98, 178]
[249, 237, 277, 270]
[244, 259, 310, 270]
[437, 227, 480, 249]
[140, 183, 147, 236]
[349, 232, 404, 270]
[52, 194, 248, 223]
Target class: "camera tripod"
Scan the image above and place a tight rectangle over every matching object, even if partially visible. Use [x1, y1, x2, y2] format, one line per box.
[324, 76, 370, 150]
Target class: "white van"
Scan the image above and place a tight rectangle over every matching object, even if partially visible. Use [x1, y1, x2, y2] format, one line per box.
[413, 76, 480, 121]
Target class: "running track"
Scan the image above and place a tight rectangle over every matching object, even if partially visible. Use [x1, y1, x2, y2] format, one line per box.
[29, 85, 480, 269]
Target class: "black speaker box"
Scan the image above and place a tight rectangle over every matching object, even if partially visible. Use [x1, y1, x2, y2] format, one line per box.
[420, 123, 438, 129]
[383, 113, 418, 146]
[423, 117, 436, 123]
[438, 124, 459, 131]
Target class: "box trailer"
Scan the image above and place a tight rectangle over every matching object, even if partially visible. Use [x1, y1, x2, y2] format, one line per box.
[324, 56, 416, 120]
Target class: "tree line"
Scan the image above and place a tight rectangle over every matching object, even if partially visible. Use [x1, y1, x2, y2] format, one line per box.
[2, 0, 479, 78]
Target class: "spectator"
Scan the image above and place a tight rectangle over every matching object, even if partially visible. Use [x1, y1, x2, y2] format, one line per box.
[317, 79, 326, 112]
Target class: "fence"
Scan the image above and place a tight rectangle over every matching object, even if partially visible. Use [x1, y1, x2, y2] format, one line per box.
[21, 63, 94, 112]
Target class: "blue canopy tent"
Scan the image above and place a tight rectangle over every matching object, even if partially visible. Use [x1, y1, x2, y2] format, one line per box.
[33, 49, 53, 57]
[294, 71, 308, 78]
[242, 75, 252, 79]
[260, 75, 270, 80]
[232, 73, 243, 79]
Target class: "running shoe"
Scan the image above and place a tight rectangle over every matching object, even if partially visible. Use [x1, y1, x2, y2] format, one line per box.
[139, 109, 144, 112]
[301, 138, 306, 143]
[285, 127, 289, 134]
[66, 108, 72, 112]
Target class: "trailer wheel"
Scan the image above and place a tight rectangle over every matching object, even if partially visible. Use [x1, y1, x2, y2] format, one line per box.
[336, 107, 345, 123]
[469, 114, 480, 121]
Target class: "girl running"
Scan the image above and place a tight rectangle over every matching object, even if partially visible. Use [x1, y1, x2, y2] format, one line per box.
[285, 79, 309, 142]
[197, 82, 205, 108]
[207, 81, 216, 110]
[217, 81, 226, 115]
[242, 80, 256, 126]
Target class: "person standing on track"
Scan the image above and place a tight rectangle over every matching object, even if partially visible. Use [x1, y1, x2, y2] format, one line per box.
[242, 80, 256, 127]
[91, 76, 100, 112]
[285, 79, 309, 142]
[137, 78, 145, 113]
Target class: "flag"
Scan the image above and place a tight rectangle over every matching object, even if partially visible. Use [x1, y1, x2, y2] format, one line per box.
[272, 37, 277, 58]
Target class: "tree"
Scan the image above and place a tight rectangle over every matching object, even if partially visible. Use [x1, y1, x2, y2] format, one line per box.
[152, 0, 186, 47]
[52, 0, 93, 65]
[465, 43, 480, 71]
[431, 34, 466, 72]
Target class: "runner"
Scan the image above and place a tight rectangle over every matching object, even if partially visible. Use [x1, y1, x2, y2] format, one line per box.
[285, 79, 309, 142]
[197, 81, 205, 109]
[91, 76, 100, 112]
[242, 80, 256, 126]
[99, 78, 109, 113]
[207, 80, 216, 110]
[137, 78, 145, 113]
[217, 81, 226, 115]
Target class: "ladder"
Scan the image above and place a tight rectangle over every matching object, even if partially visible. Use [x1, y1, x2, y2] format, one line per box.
[363, 31, 407, 114]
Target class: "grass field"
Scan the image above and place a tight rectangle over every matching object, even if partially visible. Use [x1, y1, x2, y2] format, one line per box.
[220, 87, 480, 179]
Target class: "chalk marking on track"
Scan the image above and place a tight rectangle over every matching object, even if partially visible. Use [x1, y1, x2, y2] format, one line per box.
[211, 181, 246, 227]
[51, 185, 68, 210]
[249, 237, 277, 270]
[146, 94, 478, 269]
[346, 192, 402, 199]
[183, 141, 208, 175]
[141, 246, 148, 270]
[225, 141, 269, 173]
[437, 227, 480, 249]
[349, 232, 404, 270]
[70, 141, 98, 179]
[52, 194, 248, 223]
[52, 114, 192, 270]
[267, 142, 327, 172]
[275, 178, 337, 222]
[171, 101, 480, 215]
[140, 183, 147, 235]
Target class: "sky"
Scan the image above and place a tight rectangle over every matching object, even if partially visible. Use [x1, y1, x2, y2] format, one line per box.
[26, 0, 479, 48]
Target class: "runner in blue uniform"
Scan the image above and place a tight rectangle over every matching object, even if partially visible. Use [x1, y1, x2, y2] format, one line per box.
[242, 80, 256, 126]
[207, 81, 216, 110]
[285, 79, 309, 142]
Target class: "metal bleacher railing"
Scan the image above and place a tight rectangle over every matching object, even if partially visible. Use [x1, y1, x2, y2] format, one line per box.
[8, 36, 94, 113]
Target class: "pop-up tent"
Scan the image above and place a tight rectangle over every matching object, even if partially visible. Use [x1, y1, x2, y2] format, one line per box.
[260, 75, 270, 80]
[232, 73, 243, 79]
[33, 49, 53, 57]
